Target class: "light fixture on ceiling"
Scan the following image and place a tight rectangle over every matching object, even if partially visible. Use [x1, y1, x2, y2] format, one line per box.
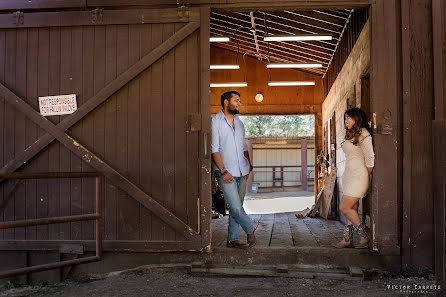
[210, 36, 230, 42]
[268, 81, 315, 86]
[264, 35, 332, 42]
[255, 93, 264, 102]
[210, 83, 248, 88]
[210, 65, 240, 70]
[267, 63, 323, 69]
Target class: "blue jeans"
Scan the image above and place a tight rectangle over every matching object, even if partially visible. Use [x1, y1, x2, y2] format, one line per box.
[215, 171, 254, 241]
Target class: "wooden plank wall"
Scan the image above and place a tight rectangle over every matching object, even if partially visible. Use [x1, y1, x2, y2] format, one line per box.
[370, 0, 401, 256]
[0, 23, 200, 242]
[433, 120, 446, 297]
[432, 0, 446, 294]
[401, 0, 434, 269]
[210, 46, 323, 115]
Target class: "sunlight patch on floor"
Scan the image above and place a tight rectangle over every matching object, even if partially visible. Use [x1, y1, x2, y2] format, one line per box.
[243, 192, 315, 214]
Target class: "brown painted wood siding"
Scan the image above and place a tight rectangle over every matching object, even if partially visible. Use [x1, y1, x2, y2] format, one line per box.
[0, 24, 200, 241]
[210, 46, 323, 115]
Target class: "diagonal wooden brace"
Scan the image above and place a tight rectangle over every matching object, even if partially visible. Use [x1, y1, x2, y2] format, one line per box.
[0, 21, 200, 177]
[0, 21, 201, 241]
[0, 82, 200, 241]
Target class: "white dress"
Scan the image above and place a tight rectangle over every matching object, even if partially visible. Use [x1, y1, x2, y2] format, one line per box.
[341, 128, 375, 198]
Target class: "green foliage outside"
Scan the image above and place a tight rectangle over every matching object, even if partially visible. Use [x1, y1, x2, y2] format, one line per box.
[240, 115, 315, 137]
[1, 278, 14, 289]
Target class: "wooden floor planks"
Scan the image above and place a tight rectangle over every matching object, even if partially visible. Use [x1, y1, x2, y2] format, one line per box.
[211, 212, 347, 248]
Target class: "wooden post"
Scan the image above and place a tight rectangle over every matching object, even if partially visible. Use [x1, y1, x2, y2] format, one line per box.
[433, 0, 446, 293]
[370, 0, 401, 255]
[401, 0, 434, 268]
[301, 138, 308, 191]
[433, 120, 446, 297]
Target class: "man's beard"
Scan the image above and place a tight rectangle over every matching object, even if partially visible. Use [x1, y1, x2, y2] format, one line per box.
[228, 105, 239, 115]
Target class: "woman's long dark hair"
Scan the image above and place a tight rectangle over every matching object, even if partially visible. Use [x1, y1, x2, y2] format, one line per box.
[344, 107, 373, 145]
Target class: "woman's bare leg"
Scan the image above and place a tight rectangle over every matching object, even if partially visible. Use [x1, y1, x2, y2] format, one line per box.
[340, 196, 361, 228]
[346, 200, 359, 225]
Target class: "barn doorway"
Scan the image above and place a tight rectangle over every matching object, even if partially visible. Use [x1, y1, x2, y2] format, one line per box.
[241, 114, 316, 215]
[209, 7, 371, 250]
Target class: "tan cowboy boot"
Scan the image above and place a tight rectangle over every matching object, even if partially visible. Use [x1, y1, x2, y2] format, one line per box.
[332, 224, 354, 248]
[354, 223, 370, 249]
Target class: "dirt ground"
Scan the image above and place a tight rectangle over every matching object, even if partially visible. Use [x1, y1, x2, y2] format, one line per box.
[0, 270, 439, 297]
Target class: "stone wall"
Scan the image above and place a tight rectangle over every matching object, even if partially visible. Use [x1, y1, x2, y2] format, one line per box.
[322, 19, 370, 224]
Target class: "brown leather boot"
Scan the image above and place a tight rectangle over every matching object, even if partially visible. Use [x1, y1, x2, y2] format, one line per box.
[227, 240, 247, 249]
[354, 223, 370, 249]
[332, 224, 354, 248]
[247, 231, 256, 248]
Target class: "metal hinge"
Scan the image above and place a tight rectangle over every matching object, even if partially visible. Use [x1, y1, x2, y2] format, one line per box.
[378, 124, 393, 135]
[12, 11, 24, 26]
[91, 8, 103, 24]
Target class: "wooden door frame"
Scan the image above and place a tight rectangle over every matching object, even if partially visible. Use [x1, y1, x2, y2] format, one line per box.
[369, 0, 401, 256]
[0, 0, 404, 256]
[199, 7, 211, 252]
[0, 0, 374, 11]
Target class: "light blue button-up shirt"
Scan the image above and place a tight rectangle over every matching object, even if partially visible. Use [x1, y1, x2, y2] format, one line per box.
[211, 110, 250, 177]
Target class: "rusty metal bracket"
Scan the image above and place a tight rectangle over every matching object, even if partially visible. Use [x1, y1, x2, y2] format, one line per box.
[12, 11, 24, 26]
[91, 8, 103, 24]
[177, 5, 190, 18]
[187, 113, 202, 132]
[0, 172, 102, 279]
[378, 124, 393, 135]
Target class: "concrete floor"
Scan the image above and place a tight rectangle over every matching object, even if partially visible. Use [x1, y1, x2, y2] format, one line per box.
[244, 191, 315, 214]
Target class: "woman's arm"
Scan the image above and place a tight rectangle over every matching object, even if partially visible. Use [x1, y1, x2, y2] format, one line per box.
[360, 131, 375, 186]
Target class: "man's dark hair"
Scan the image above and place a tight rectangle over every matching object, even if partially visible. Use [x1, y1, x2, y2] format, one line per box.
[221, 91, 240, 108]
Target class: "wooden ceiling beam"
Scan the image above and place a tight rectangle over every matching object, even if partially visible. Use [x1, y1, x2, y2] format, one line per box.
[211, 26, 331, 65]
[211, 13, 335, 56]
[213, 43, 325, 75]
[312, 9, 349, 20]
[212, 39, 325, 67]
[212, 37, 327, 74]
[235, 11, 339, 47]
[210, 20, 333, 59]
[0, 1, 373, 11]
[262, 11, 342, 36]
[250, 11, 262, 59]
[212, 11, 337, 52]
[283, 10, 345, 29]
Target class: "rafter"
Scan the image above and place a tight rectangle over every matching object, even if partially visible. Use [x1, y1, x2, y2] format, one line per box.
[211, 27, 330, 65]
[211, 8, 357, 78]
[212, 12, 336, 52]
[211, 23, 332, 60]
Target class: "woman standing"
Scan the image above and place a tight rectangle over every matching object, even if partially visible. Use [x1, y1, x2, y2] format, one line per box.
[333, 107, 375, 249]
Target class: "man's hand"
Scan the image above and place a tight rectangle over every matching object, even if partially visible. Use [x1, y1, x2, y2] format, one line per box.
[222, 171, 234, 183]
[244, 164, 253, 180]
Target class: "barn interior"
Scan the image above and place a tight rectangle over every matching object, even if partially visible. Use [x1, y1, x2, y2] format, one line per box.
[209, 8, 371, 249]
[1, 0, 442, 286]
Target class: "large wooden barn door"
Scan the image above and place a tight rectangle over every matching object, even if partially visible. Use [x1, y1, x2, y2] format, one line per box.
[0, 7, 211, 255]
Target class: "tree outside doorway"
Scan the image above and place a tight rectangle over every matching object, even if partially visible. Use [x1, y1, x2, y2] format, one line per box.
[240, 115, 314, 138]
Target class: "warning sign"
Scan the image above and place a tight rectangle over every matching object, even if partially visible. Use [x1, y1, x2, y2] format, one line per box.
[39, 94, 77, 116]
